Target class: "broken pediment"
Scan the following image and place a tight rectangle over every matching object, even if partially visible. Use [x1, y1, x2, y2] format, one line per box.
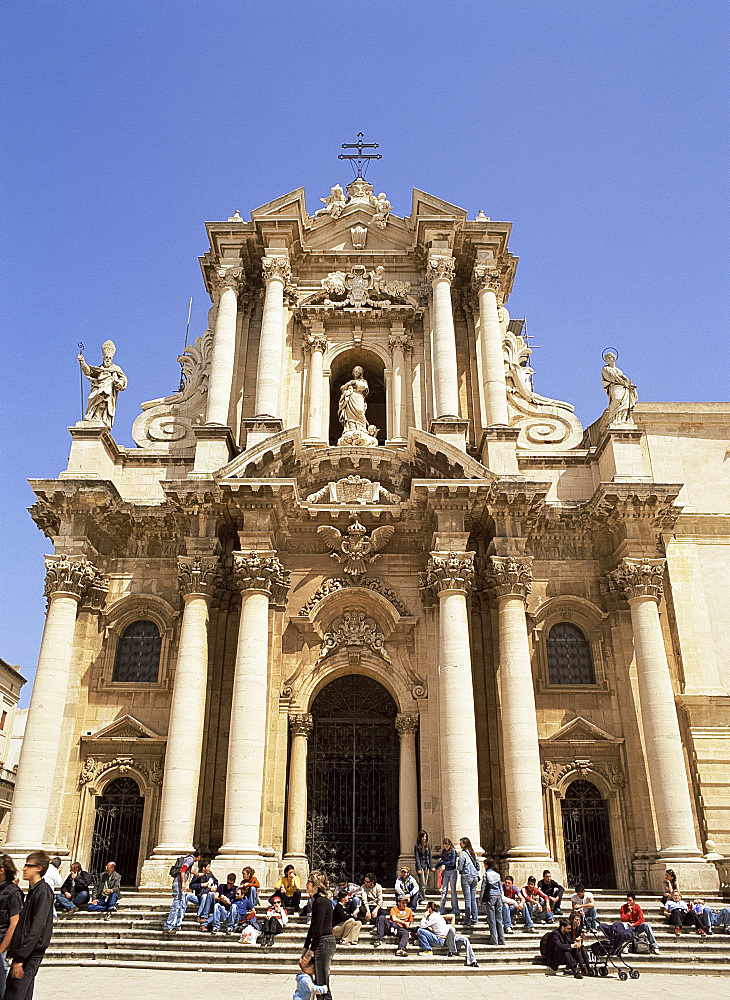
[83, 715, 165, 743]
[250, 187, 310, 223]
[545, 717, 622, 745]
[410, 188, 468, 221]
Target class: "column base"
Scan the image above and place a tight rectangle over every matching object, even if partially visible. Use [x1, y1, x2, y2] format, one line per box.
[649, 855, 720, 893]
[192, 424, 237, 475]
[139, 854, 185, 889]
[430, 417, 469, 452]
[242, 417, 284, 450]
[3, 845, 71, 877]
[478, 426, 520, 475]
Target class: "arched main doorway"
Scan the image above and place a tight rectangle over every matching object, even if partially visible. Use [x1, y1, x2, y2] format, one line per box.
[306, 674, 399, 882]
[89, 776, 144, 886]
[561, 779, 616, 888]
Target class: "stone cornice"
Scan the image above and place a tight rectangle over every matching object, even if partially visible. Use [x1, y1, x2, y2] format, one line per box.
[604, 557, 666, 604]
[44, 554, 108, 604]
[232, 551, 290, 603]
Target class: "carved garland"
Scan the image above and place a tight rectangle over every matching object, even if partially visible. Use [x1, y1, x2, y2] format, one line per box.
[299, 576, 411, 618]
[541, 758, 625, 790]
[79, 755, 163, 787]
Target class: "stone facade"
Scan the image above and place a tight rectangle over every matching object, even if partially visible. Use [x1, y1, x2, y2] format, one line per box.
[7, 181, 729, 892]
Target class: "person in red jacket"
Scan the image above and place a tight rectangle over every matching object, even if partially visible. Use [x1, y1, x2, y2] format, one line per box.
[620, 892, 659, 954]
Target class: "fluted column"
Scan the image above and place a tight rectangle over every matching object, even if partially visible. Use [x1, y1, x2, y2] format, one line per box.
[473, 263, 509, 426]
[305, 328, 327, 443]
[285, 713, 313, 863]
[422, 554, 482, 848]
[7, 555, 107, 849]
[218, 553, 289, 858]
[389, 327, 412, 443]
[427, 256, 460, 418]
[206, 267, 244, 425]
[608, 559, 703, 858]
[396, 713, 419, 863]
[152, 556, 217, 856]
[486, 557, 551, 865]
[255, 256, 291, 419]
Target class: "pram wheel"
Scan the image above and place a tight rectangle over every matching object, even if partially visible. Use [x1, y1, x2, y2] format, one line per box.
[599, 967, 608, 977]
[629, 970, 640, 980]
[618, 970, 628, 981]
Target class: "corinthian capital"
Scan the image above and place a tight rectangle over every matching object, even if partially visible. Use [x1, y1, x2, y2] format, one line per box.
[232, 551, 290, 604]
[306, 332, 328, 354]
[177, 555, 218, 598]
[395, 712, 419, 736]
[289, 713, 313, 738]
[427, 255, 456, 284]
[212, 266, 245, 294]
[421, 552, 475, 600]
[471, 263, 503, 298]
[607, 558, 666, 603]
[43, 554, 108, 603]
[261, 255, 292, 285]
[389, 330, 413, 353]
[484, 555, 533, 600]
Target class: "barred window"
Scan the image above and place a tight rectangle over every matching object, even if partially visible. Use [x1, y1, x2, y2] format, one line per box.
[546, 623, 595, 685]
[112, 620, 161, 683]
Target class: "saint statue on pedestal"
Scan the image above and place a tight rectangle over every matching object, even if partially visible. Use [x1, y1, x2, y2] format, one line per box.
[78, 340, 128, 430]
[336, 366, 379, 447]
[601, 351, 638, 424]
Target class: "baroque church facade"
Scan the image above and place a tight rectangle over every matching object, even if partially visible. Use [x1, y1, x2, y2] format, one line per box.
[7, 178, 729, 892]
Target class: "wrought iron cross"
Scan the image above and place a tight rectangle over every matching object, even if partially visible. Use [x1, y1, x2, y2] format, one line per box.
[339, 132, 382, 178]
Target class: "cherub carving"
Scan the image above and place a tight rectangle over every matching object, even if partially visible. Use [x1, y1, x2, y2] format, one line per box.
[316, 184, 346, 219]
[317, 517, 395, 583]
[372, 192, 391, 228]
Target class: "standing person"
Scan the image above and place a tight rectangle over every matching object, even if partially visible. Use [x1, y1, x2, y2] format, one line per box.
[537, 870, 564, 915]
[414, 831, 433, 905]
[394, 868, 419, 911]
[162, 849, 200, 933]
[302, 871, 335, 1000]
[570, 885, 598, 932]
[620, 892, 660, 954]
[435, 839, 459, 921]
[54, 862, 89, 916]
[481, 858, 505, 945]
[457, 838, 480, 927]
[0, 857, 23, 999]
[4, 851, 54, 999]
[87, 862, 121, 919]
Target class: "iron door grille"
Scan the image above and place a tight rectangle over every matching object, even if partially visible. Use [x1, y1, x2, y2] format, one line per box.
[561, 779, 616, 889]
[89, 776, 144, 887]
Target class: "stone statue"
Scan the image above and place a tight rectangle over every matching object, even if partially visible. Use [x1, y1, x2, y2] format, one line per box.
[317, 184, 346, 219]
[372, 192, 391, 228]
[601, 351, 638, 424]
[337, 366, 378, 446]
[78, 340, 127, 429]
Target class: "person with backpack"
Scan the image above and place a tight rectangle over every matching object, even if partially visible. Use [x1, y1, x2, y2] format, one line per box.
[163, 849, 201, 933]
[457, 838, 480, 927]
[0, 856, 23, 1000]
[481, 858, 505, 945]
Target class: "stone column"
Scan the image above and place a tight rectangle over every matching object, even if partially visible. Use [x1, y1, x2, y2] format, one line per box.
[473, 263, 509, 426]
[422, 554, 482, 849]
[284, 713, 313, 867]
[206, 267, 244, 426]
[427, 255, 460, 418]
[486, 557, 552, 878]
[218, 553, 289, 866]
[150, 556, 217, 860]
[396, 713, 419, 867]
[6, 555, 107, 850]
[608, 559, 716, 887]
[389, 326, 412, 444]
[304, 328, 327, 443]
[255, 256, 291, 419]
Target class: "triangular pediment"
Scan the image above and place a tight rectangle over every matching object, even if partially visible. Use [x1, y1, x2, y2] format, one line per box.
[545, 717, 621, 744]
[305, 211, 414, 254]
[84, 715, 164, 742]
[250, 187, 309, 222]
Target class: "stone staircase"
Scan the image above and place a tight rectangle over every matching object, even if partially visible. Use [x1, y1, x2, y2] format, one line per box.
[45, 890, 730, 976]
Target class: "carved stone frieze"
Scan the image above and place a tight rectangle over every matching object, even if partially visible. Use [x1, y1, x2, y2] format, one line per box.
[318, 610, 391, 664]
[79, 754, 163, 787]
[395, 712, 419, 736]
[541, 757, 625, 790]
[605, 557, 666, 603]
[288, 713, 314, 739]
[298, 576, 411, 618]
[305, 476, 401, 506]
[261, 256, 292, 285]
[420, 552, 475, 604]
[303, 265, 415, 310]
[232, 552, 290, 604]
[427, 256, 456, 284]
[177, 555, 219, 598]
[44, 555, 108, 605]
[483, 555, 533, 601]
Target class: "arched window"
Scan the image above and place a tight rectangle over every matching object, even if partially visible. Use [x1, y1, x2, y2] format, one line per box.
[546, 623, 595, 685]
[112, 620, 161, 683]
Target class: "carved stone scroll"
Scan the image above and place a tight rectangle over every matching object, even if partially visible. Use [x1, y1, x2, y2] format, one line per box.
[606, 558, 666, 603]
[318, 610, 391, 664]
[232, 552, 290, 604]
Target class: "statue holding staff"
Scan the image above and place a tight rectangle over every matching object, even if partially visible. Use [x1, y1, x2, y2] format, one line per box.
[78, 339, 128, 430]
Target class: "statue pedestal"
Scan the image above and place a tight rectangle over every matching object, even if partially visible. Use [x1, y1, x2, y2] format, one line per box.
[595, 425, 649, 481]
[61, 422, 120, 480]
[242, 417, 284, 451]
[191, 425, 237, 476]
[430, 417, 468, 453]
[479, 426, 520, 475]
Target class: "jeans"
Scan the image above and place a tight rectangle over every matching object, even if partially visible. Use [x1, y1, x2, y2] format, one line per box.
[0, 950, 6, 1000]
[3, 951, 43, 1000]
[88, 892, 118, 913]
[485, 894, 505, 944]
[375, 915, 410, 949]
[417, 927, 445, 951]
[582, 906, 597, 932]
[416, 870, 430, 903]
[55, 890, 89, 911]
[634, 921, 658, 948]
[461, 875, 478, 925]
[446, 928, 478, 965]
[544, 887, 564, 912]
[439, 869, 459, 918]
[313, 934, 336, 991]
[503, 901, 533, 929]
[208, 902, 238, 931]
[711, 907, 730, 929]
[163, 880, 187, 930]
[197, 892, 215, 918]
[526, 900, 553, 925]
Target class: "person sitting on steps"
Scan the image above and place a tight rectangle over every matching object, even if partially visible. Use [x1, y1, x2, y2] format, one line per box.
[543, 917, 584, 979]
[332, 888, 362, 946]
[394, 867, 420, 911]
[663, 890, 708, 937]
[619, 892, 660, 953]
[88, 861, 121, 920]
[55, 862, 90, 916]
[258, 893, 288, 947]
[272, 865, 301, 914]
[502, 874, 535, 933]
[537, 869, 564, 914]
[417, 900, 450, 956]
[375, 894, 413, 956]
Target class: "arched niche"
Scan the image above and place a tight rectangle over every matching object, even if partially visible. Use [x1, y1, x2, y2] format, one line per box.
[327, 346, 386, 445]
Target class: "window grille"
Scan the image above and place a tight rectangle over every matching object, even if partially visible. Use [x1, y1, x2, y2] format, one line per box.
[546, 622, 595, 685]
[112, 620, 161, 683]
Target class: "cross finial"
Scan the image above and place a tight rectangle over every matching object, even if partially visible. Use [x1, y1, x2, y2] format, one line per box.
[339, 132, 382, 178]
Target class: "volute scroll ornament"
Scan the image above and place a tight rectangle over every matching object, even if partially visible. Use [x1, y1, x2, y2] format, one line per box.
[212, 266, 245, 295]
[177, 555, 219, 598]
[420, 552, 475, 602]
[79, 754, 164, 787]
[261, 256, 293, 286]
[484, 555, 533, 601]
[232, 552, 290, 604]
[427, 256, 456, 284]
[606, 558, 665, 603]
[44, 554, 108, 604]
[395, 713, 419, 736]
[288, 713, 314, 739]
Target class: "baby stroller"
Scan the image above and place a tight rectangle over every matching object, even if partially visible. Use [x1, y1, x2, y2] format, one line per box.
[588, 921, 640, 980]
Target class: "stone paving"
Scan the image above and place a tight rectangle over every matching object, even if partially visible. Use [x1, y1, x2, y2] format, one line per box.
[34, 968, 729, 1000]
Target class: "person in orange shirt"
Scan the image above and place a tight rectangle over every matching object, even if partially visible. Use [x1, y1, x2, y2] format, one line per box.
[240, 867, 260, 906]
[374, 895, 413, 956]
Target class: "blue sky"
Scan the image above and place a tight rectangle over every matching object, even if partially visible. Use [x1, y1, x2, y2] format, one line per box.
[2, 1, 728, 706]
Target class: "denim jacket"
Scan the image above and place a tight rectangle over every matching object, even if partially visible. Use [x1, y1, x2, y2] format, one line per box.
[414, 843, 432, 872]
[437, 848, 457, 872]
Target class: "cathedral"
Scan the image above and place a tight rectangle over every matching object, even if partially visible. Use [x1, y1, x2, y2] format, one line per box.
[6, 175, 729, 894]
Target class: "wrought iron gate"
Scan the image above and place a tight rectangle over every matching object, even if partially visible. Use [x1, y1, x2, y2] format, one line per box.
[561, 779, 616, 888]
[306, 674, 399, 883]
[89, 776, 144, 886]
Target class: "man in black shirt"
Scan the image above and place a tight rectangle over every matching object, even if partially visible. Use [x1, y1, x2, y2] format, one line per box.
[0, 855, 23, 1000]
[538, 869, 565, 915]
[55, 862, 90, 916]
[5, 850, 54, 999]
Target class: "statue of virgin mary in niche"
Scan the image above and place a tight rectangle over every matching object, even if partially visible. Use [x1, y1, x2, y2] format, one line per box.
[336, 366, 379, 446]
